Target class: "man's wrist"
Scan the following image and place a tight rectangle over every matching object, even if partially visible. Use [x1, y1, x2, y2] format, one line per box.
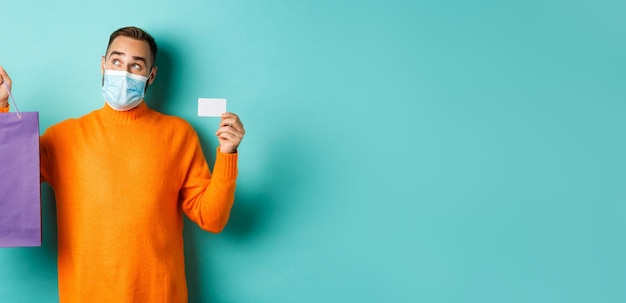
[0, 101, 8, 108]
[218, 146, 238, 154]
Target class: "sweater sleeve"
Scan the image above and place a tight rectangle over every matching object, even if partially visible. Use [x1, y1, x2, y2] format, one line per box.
[180, 138, 239, 233]
[0, 106, 8, 113]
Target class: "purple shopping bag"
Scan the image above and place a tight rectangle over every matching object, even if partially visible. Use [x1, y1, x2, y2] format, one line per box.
[0, 109, 41, 247]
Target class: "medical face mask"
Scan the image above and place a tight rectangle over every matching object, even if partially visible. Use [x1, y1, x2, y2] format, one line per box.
[101, 70, 149, 111]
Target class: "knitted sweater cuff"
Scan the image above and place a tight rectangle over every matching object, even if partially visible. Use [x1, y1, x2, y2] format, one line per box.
[0, 106, 9, 113]
[213, 147, 238, 180]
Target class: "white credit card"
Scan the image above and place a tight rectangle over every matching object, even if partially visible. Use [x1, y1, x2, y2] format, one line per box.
[198, 98, 227, 117]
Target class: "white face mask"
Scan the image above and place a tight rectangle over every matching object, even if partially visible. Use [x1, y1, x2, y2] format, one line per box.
[101, 70, 149, 111]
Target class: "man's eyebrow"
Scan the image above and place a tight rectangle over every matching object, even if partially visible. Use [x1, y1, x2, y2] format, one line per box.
[109, 51, 125, 57]
[132, 56, 147, 64]
[108, 51, 147, 64]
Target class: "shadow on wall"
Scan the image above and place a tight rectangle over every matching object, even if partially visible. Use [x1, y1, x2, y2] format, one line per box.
[184, 132, 314, 302]
[146, 41, 175, 113]
[41, 184, 58, 258]
[154, 38, 313, 302]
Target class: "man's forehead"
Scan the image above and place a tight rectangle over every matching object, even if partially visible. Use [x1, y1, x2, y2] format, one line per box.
[107, 36, 151, 58]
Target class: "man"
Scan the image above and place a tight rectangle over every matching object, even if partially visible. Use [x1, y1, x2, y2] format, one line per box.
[0, 26, 244, 302]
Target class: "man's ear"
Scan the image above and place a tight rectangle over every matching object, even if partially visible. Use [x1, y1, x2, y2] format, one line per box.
[101, 56, 106, 74]
[148, 66, 158, 85]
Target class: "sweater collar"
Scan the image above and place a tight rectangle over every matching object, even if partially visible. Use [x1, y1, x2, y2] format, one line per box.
[99, 101, 153, 123]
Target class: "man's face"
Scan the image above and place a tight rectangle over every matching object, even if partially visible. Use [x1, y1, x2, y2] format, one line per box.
[101, 36, 157, 85]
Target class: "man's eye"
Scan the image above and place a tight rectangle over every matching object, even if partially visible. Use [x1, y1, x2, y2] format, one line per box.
[112, 59, 120, 65]
[132, 64, 141, 69]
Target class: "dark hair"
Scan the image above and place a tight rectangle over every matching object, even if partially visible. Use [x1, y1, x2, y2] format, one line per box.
[106, 26, 158, 67]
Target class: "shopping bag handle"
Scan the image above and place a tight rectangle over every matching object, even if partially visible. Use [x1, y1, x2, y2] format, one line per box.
[3, 82, 21, 119]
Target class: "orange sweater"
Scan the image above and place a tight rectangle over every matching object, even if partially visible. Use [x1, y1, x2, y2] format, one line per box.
[3, 102, 237, 302]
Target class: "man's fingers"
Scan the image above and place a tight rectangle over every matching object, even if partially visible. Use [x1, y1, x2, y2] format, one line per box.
[220, 118, 245, 134]
[217, 112, 245, 153]
[216, 126, 244, 138]
[0, 66, 12, 107]
[220, 122, 244, 133]
[0, 66, 11, 85]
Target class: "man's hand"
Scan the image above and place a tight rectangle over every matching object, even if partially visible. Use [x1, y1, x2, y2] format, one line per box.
[216, 113, 245, 154]
[0, 66, 12, 108]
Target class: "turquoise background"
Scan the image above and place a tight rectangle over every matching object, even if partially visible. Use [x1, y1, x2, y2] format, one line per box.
[1, 0, 625, 302]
